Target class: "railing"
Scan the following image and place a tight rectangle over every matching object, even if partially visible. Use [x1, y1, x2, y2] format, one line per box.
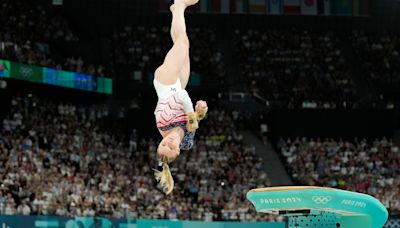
[218, 92, 252, 102]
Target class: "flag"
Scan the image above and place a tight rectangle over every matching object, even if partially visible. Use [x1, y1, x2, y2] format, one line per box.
[231, 0, 249, 13]
[301, 0, 317, 15]
[334, 0, 352, 16]
[230, 0, 236, 12]
[353, 0, 369, 16]
[213, 0, 221, 12]
[200, 0, 209, 12]
[249, 0, 266, 14]
[221, 0, 230, 13]
[284, 0, 300, 15]
[268, 0, 283, 14]
[317, 0, 331, 15]
[200, 0, 229, 13]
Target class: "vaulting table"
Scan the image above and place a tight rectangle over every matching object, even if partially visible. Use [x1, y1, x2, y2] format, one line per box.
[247, 186, 388, 228]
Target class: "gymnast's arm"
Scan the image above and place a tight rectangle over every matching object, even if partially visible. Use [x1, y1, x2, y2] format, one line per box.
[177, 89, 195, 114]
[177, 90, 198, 132]
[177, 90, 208, 131]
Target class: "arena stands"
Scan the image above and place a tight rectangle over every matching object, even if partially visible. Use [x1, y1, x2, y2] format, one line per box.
[352, 30, 400, 97]
[234, 28, 356, 109]
[0, 0, 110, 77]
[113, 26, 225, 85]
[1, 0, 400, 225]
[279, 137, 400, 215]
[0, 95, 280, 221]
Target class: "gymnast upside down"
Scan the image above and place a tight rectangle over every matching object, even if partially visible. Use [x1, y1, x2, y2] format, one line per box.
[153, 0, 207, 195]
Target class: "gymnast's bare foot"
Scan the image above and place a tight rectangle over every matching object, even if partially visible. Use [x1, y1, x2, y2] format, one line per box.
[174, 0, 199, 8]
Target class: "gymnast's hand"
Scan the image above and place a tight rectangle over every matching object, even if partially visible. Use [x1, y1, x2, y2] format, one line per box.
[195, 100, 208, 121]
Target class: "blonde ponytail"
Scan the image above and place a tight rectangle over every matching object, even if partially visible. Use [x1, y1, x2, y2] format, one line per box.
[154, 162, 174, 195]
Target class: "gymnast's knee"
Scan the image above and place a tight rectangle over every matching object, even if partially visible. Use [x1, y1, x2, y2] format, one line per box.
[174, 35, 189, 49]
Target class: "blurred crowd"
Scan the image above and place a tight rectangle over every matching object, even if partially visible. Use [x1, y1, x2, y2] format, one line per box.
[234, 28, 355, 109]
[113, 26, 226, 85]
[352, 30, 400, 98]
[279, 137, 400, 215]
[0, 95, 280, 222]
[2, 0, 400, 108]
[0, 0, 109, 77]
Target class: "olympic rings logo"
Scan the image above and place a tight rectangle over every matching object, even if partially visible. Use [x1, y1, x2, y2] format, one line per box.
[19, 66, 33, 77]
[312, 196, 333, 204]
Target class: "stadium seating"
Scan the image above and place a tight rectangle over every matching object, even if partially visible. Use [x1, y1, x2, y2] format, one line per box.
[234, 28, 355, 109]
[0, 95, 280, 221]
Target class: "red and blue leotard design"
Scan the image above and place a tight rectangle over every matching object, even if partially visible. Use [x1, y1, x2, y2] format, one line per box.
[155, 92, 187, 130]
[154, 93, 195, 151]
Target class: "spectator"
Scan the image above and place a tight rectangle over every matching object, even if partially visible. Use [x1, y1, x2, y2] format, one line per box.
[234, 28, 355, 109]
[129, 129, 138, 153]
[17, 200, 31, 215]
[0, 0, 114, 78]
[0, 94, 279, 221]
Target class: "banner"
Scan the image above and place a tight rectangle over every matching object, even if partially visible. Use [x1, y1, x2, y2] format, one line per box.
[268, 0, 283, 15]
[301, 0, 317, 15]
[139, 220, 285, 228]
[0, 216, 284, 228]
[1, 59, 113, 94]
[11, 62, 42, 83]
[97, 77, 113, 94]
[283, 0, 300, 15]
[0, 215, 135, 228]
[0, 59, 10, 78]
[249, 0, 266, 14]
[43, 68, 75, 88]
[137, 220, 182, 228]
[74, 73, 94, 91]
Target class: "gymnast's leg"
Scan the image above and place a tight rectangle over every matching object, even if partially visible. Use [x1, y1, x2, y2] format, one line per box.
[154, 0, 197, 86]
[167, 1, 208, 120]
[154, 0, 200, 132]
[169, 2, 191, 89]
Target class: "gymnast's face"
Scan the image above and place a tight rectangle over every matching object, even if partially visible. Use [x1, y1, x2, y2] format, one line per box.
[158, 133, 180, 162]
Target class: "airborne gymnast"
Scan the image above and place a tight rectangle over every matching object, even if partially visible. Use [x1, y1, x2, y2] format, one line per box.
[153, 0, 208, 195]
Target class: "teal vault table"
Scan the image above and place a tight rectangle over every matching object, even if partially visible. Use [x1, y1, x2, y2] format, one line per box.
[247, 186, 389, 228]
